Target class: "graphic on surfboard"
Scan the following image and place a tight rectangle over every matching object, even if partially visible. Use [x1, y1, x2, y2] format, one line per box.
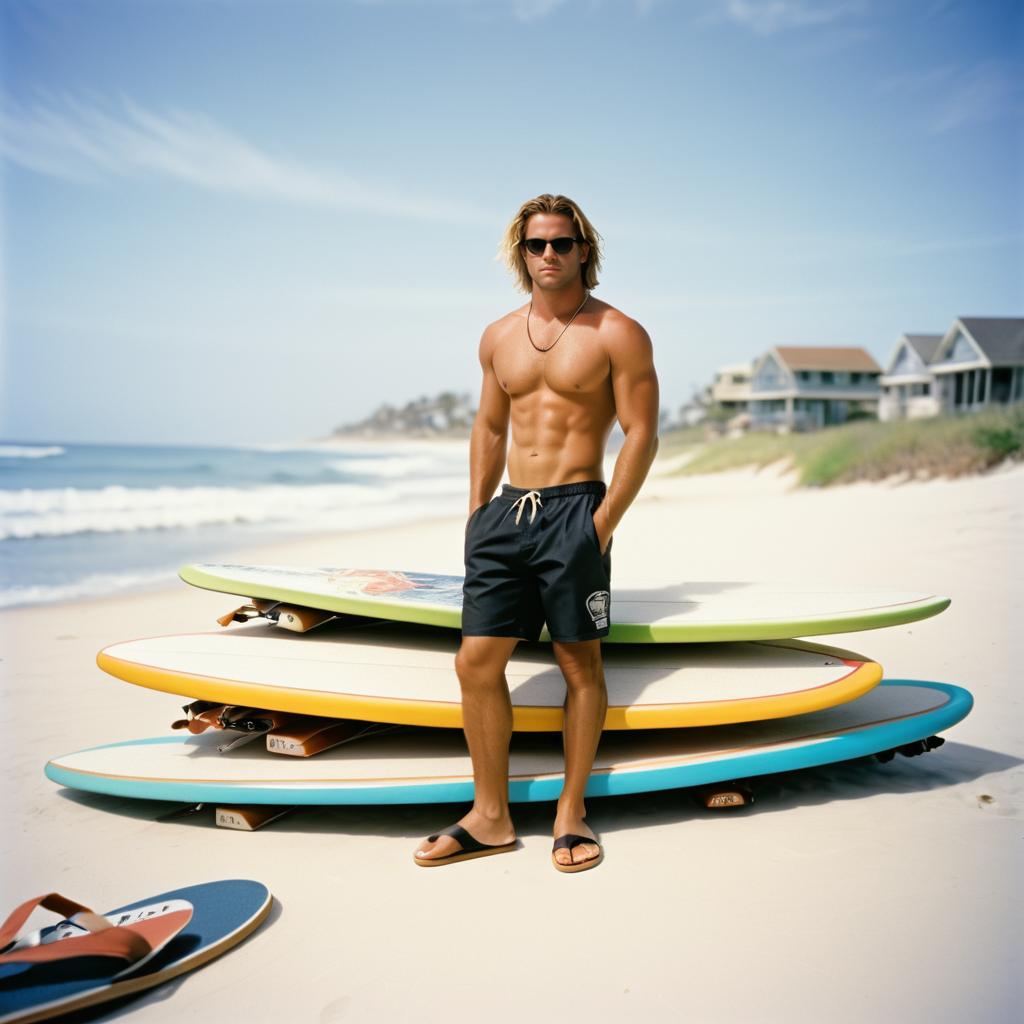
[96, 622, 883, 730]
[45, 681, 972, 807]
[179, 564, 951, 643]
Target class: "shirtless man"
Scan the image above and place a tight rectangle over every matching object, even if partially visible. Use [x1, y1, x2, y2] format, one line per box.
[414, 194, 660, 872]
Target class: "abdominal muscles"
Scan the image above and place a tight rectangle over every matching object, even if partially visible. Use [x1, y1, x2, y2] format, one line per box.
[506, 387, 615, 488]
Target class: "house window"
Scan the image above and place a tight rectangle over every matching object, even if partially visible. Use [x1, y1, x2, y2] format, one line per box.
[821, 371, 834, 384]
[990, 367, 1013, 403]
[943, 332, 978, 365]
[797, 371, 811, 382]
[851, 372, 862, 385]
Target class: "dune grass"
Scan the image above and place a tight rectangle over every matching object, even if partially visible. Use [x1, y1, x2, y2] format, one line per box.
[660, 403, 1024, 486]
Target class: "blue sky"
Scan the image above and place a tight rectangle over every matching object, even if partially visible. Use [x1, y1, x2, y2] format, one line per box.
[2, 0, 1021, 445]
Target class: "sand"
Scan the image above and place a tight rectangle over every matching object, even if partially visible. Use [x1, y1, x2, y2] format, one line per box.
[2, 460, 1022, 1023]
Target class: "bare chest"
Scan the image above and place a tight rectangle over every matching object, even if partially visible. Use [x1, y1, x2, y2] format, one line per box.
[493, 330, 610, 398]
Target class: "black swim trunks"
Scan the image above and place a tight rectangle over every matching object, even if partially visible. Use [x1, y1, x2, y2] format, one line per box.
[462, 481, 612, 643]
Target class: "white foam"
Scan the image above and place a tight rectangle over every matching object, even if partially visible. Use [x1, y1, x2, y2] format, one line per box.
[0, 568, 175, 609]
[0, 477, 469, 540]
[334, 454, 456, 479]
[0, 445, 66, 459]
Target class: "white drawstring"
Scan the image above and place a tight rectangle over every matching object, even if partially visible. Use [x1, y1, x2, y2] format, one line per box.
[509, 490, 543, 525]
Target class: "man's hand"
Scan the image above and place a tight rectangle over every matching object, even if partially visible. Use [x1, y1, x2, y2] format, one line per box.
[593, 506, 614, 555]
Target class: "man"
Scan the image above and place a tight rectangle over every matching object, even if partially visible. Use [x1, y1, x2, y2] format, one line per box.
[414, 194, 659, 872]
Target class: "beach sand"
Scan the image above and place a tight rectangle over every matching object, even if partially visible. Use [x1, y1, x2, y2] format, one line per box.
[3, 461, 1021, 1022]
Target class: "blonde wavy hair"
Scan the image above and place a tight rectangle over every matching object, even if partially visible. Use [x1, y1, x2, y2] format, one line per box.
[499, 193, 603, 293]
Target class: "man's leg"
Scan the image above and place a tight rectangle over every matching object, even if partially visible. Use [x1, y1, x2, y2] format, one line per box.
[415, 634, 520, 861]
[551, 638, 607, 867]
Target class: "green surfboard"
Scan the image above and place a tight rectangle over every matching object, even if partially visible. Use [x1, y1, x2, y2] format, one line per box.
[180, 564, 950, 643]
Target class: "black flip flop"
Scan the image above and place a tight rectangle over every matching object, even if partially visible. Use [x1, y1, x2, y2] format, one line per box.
[414, 824, 517, 868]
[551, 833, 603, 873]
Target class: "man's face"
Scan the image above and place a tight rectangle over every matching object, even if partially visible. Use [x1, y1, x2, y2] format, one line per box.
[521, 212, 590, 292]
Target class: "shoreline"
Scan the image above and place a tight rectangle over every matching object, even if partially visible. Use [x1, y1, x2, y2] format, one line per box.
[5, 457, 1022, 616]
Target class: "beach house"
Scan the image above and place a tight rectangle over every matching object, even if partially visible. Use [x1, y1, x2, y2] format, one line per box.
[880, 318, 1024, 420]
[927, 317, 1024, 415]
[879, 334, 944, 421]
[710, 362, 752, 412]
[747, 346, 882, 431]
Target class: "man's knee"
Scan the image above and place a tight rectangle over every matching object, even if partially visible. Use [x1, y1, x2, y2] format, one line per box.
[455, 637, 515, 692]
[552, 640, 604, 690]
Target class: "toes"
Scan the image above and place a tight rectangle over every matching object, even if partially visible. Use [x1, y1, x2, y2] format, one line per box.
[572, 843, 599, 864]
[417, 837, 458, 860]
[554, 849, 573, 866]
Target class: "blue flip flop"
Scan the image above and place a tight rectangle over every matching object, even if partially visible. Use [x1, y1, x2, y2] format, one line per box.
[0, 880, 271, 1023]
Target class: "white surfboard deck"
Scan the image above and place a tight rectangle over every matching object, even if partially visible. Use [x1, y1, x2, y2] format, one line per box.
[45, 681, 973, 806]
[180, 564, 950, 643]
[98, 621, 882, 730]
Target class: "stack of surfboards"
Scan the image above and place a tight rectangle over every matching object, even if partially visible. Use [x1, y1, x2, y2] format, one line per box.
[46, 566, 972, 825]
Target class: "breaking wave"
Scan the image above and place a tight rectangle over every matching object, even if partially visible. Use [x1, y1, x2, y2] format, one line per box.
[0, 445, 66, 459]
[0, 477, 467, 541]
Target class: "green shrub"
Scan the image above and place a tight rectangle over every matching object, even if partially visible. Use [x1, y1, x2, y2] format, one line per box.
[668, 403, 1024, 486]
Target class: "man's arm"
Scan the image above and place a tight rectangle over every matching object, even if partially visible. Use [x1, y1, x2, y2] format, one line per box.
[468, 325, 510, 516]
[594, 319, 660, 550]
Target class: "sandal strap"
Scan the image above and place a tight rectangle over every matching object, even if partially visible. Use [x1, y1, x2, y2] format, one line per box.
[552, 833, 599, 853]
[0, 894, 95, 950]
[0, 893, 154, 968]
[427, 823, 504, 853]
[0, 894, 194, 971]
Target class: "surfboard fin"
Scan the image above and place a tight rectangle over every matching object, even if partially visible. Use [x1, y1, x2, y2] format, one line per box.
[695, 782, 754, 809]
[169, 702, 399, 757]
[215, 806, 294, 831]
[171, 702, 297, 750]
[875, 735, 945, 762]
[272, 605, 337, 633]
[216, 600, 279, 627]
[266, 718, 398, 757]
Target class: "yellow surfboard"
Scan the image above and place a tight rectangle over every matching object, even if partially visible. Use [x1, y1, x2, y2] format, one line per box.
[98, 621, 882, 731]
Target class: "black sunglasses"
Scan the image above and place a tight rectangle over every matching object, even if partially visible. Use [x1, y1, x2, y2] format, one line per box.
[522, 236, 581, 256]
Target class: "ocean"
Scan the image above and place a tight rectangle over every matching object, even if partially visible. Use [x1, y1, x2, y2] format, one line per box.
[0, 439, 469, 609]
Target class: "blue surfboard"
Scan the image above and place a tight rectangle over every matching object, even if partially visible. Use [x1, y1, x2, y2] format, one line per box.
[0, 880, 271, 1024]
[45, 681, 972, 807]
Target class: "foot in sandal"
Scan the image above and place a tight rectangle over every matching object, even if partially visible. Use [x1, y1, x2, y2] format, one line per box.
[414, 809, 516, 867]
[551, 808, 602, 873]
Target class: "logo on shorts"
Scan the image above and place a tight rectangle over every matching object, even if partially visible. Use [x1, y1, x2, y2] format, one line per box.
[586, 590, 610, 629]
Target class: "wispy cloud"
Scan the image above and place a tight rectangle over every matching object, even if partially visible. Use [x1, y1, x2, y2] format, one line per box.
[928, 59, 1023, 134]
[709, 0, 867, 36]
[510, 0, 567, 22]
[350, 0, 566, 23]
[0, 91, 492, 225]
[876, 64, 960, 96]
[609, 217, 1022, 261]
[876, 58, 1023, 134]
[351, 0, 657, 23]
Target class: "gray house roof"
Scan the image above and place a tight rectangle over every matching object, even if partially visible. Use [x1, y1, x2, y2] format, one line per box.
[904, 334, 943, 363]
[959, 317, 1024, 367]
